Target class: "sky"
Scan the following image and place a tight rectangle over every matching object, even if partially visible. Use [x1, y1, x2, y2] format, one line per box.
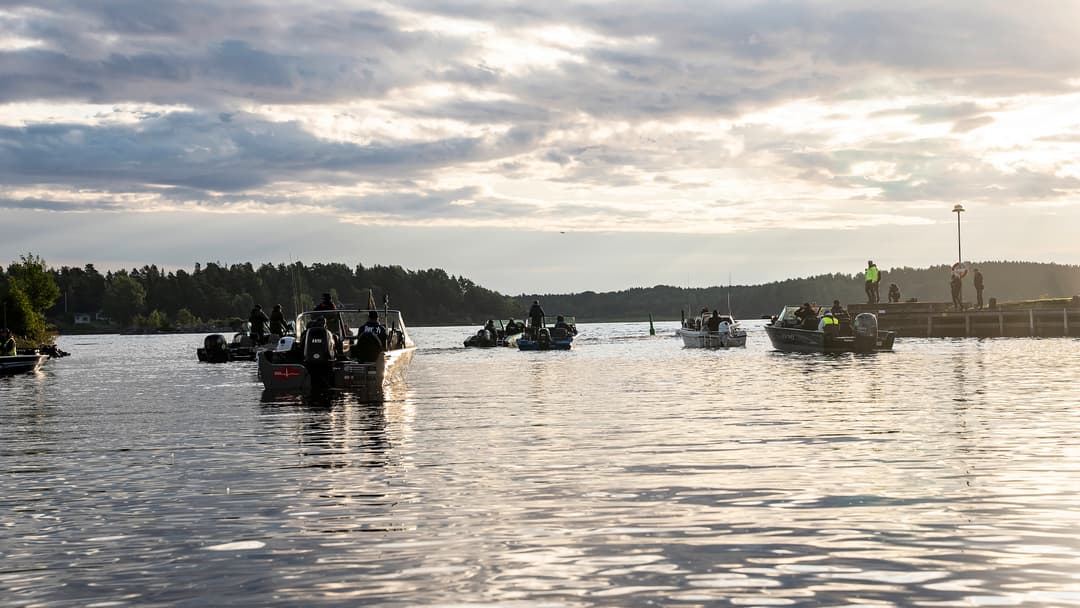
[2, 1, 1080, 294]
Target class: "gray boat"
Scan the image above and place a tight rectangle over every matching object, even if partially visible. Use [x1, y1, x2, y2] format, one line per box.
[0, 350, 49, 375]
[765, 305, 894, 353]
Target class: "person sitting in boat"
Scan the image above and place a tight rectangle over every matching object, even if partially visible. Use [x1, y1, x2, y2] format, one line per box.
[249, 304, 270, 345]
[314, 293, 336, 311]
[830, 300, 845, 315]
[706, 310, 721, 332]
[505, 318, 522, 334]
[360, 310, 387, 341]
[553, 315, 576, 335]
[794, 302, 817, 329]
[0, 328, 16, 356]
[818, 311, 839, 333]
[718, 316, 731, 335]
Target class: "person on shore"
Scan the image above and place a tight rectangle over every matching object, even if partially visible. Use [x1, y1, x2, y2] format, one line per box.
[950, 274, 963, 310]
[888, 283, 901, 303]
[864, 260, 880, 303]
[974, 268, 985, 309]
[269, 304, 287, 335]
[314, 293, 336, 311]
[0, 328, 16, 356]
[249, 304, 270, 345]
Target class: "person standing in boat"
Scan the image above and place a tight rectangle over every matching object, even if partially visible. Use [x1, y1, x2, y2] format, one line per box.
[314, 293, 336, 311]
[528, 300, 545, 334]
[706, 310, 721, 332]
[269, 304, 288, 336]
[0, 328, 16, 356]
[249, 304, 270, 345]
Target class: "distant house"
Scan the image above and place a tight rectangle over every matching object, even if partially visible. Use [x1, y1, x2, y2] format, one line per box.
[74, 313, 92, 325]
[95, 311, 110, 322]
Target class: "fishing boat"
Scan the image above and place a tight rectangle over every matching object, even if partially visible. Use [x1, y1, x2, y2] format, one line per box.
[463, 319, 524, 348]
[517, 316, 577, 351]
[680, 313, 748, 348]
[196, 321, 295, 363]
[0, 349, 49, 375]
[764, 305, 894, 353]
[258, 308, 415, 399]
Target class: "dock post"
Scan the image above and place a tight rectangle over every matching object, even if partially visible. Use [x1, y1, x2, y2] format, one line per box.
[1065, 309, 1069, 336]
[927, 315, 933, 337]
[998, 313, 1004, 336]
[1029, 309, 1035, 336]
[964, 313, 971, 337]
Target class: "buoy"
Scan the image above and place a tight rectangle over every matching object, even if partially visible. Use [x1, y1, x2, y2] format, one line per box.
[649, 314, 656, 336]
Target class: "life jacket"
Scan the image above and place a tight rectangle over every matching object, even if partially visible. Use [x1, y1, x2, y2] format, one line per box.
[2, 336, 18, 356]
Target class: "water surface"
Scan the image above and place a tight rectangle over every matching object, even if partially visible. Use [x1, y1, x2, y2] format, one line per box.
[3, 323, 1080, 606]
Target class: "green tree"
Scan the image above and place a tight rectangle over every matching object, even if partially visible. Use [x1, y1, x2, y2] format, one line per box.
[103, 273, 147, 327]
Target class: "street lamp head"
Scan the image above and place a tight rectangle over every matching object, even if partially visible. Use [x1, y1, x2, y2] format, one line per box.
[952, 203, 965, 213]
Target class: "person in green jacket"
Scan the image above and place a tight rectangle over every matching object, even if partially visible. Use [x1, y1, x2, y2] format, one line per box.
[0, 328, 17, 356]
[864, 260, 880, 303]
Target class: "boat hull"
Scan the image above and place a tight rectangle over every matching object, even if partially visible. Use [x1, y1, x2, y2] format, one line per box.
[0, 353, 48, 375]
[764, 325, 894, 353]
[680, 330, 747, 348]
[517, 337, 573, 351]
[258, 347, 415, 400]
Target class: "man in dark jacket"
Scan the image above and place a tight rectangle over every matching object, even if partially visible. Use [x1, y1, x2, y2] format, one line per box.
[269, 304, 288, 335]
[249, 304, 270, 344]
[528, 300, 545, 330]
[973, 269, 985, 309]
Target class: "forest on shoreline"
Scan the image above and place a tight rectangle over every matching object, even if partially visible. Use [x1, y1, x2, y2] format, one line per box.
[2, 255, 1079, 342]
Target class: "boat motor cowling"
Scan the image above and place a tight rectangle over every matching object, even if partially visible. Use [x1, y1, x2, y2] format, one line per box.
[204, 334, 228, 352]
[853, 313, 878, 352]
[303, 326, 336, 364]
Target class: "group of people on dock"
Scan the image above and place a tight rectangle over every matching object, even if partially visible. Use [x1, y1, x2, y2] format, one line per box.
[865, 260, 986, 311]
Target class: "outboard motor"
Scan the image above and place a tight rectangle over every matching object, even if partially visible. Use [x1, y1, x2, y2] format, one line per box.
[853, 313, 879, 353]
[199, 334, 230, 363]
[303, 326, 336, 365]
[537, 327, 552, 350]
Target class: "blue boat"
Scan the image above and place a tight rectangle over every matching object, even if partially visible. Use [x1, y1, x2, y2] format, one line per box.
[517, 316, 577, 351]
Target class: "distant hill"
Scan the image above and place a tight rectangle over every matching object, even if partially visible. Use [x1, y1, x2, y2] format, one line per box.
[518, 262, 1080, 322]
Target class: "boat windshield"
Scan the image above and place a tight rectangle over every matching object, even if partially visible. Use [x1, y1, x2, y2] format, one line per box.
[296, 309, 408, 339]
[543, 315, 576, 326]
[774, 306, 802, 324]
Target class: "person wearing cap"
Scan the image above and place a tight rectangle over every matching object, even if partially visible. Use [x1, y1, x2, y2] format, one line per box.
[0, 328, 16, 356]
[360, 310, 386, 341]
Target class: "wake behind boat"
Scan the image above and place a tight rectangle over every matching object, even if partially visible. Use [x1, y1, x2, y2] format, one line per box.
[765, 305, 894, 353]
[258, 307, 415, 400]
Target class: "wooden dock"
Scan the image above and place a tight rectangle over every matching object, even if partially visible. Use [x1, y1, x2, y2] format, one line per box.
[847, 299, 1080, 338]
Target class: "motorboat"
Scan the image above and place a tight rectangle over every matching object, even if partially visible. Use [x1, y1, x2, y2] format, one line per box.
[463, 319, 524, 348]
[0, 349, 49, 375]
[258, 308, 415, 400]
[197, 322, 292, 363]
[518, 316, 577, 351]
[680, 314, 748, 348]
[765, 305, 894, 353]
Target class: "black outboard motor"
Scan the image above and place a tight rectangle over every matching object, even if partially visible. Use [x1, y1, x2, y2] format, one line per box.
[303, 326, 336, 389]
[198, 334, 230, 363]
[853, 313, 879, 353]
[537, 327, 552, 350]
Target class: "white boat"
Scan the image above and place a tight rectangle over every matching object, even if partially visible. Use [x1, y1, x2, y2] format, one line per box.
[0, 351, 49, 375]
[679, 314, 747, 348]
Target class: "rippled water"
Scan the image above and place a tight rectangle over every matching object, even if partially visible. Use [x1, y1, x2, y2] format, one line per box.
[3, 322, 1080, 607]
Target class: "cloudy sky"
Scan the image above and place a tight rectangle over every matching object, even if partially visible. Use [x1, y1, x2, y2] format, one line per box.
[2, 1, 1080, 294]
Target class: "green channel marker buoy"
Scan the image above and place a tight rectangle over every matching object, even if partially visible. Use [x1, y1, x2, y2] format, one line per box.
[649, 314, 656, 336]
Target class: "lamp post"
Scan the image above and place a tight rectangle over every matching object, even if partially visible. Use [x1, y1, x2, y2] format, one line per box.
[952, 203, 965, 266]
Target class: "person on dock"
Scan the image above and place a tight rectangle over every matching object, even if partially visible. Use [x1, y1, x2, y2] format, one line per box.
[950, 274, 963, 310]
[888, 283, 901, 303]
[864, 260, 880, 303]
[249, 304, 270, 345]
[0, 328, 16, 356]
[269, 304, 288, 336]
[974, 268, 985, 309]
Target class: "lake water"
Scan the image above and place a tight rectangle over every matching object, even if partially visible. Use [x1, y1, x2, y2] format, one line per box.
[3, 321, 1080, 607]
